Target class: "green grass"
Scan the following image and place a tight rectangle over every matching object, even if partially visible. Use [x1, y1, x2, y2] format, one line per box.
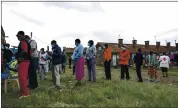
[2, 66, 178, 107]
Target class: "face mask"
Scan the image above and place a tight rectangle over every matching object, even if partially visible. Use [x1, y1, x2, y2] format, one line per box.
[51, 44, 55, 48]
[5, 46, 8, 49]
[12, 56, 15, 60]
[103, 46, 105, 49]
[122, 47, 126, 51]
[88, 43, 90, 46]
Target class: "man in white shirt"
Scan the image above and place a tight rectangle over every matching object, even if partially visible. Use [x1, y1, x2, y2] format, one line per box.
[159, 52, 170, 77]
[25, 35, 38, 89]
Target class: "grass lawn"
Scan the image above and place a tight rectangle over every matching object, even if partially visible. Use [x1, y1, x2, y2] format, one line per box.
[2, 66, 178, 107]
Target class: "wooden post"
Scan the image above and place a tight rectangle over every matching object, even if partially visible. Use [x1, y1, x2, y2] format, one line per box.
[30, 32, 32, 38]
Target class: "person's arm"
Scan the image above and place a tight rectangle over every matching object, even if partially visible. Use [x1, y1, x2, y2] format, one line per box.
[30, 40, 36, 53]
[74, 45, 83, 59]
[53, 47, 61, 56]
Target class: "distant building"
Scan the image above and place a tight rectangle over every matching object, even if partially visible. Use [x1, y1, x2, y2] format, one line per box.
[96, 39, 177, 66]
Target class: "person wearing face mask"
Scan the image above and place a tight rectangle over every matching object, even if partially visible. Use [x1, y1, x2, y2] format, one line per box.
[103, 44, 112, 80]
[16, 31, 31, 99]
[72, 39, 85, 85]
[3, 43, 13, 63]
[119, 45, 130, 80]
[51, 40, 62, 90]
[148, 50, 159, 82]
[25, 35, 38, 90]
[85, 40, 97, 82]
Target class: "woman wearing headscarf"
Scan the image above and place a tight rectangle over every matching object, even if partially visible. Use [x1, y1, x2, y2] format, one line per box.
[72, 39, 85, 85]
[147, 50, 159, 82]
[85, 40, 97, 82]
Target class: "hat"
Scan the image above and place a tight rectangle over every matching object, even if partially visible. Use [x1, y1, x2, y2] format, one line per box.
[16, 31, 25, 36]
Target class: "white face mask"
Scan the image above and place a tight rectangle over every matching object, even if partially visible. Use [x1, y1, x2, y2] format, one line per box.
[103, 46, 105, 49]
[122, 47, 126, 50]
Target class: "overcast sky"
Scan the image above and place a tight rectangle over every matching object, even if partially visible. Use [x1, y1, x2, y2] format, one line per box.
[2, 2, 178, 50]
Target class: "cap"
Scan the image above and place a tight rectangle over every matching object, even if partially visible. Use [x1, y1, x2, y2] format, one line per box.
[16, 31, 25, 36]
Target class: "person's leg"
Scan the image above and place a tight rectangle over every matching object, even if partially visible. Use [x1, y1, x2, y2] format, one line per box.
[44, 64, 47, 80]
[52, 65, 56, 86]
[105, 61, 109, 80]
[29, 58, 38, 89]
[64, 65, 66, 73]
[161, 67, 165, 77]
[18, 61, 30, 96]
[108, 60, 111, 80]
[39, 65, 43, 80]
[91, 58, 96, 82]
[73, 65, 75, 75]
[87, 60, 92, 81]
[54, 64, 61, 88]
[136, 65, 143, 82]
[165, 68, 168, 77]
[28, 63, 32, 88]
[104, 61, 107, 79]
[125, 65, 130, 80]
[121, 65, 125, 80]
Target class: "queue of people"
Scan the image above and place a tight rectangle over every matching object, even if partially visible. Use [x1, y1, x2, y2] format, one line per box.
[2, 30, 175, 99]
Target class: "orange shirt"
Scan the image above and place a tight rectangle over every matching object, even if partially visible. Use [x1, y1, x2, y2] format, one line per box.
[104, 47, 112, 61]
[119, 49, 130, 65]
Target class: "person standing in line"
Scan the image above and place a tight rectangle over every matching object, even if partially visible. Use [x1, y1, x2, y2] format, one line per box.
[51, 40, 62, 90]
[39, 48, 48, 80]
[103, 44, 112, 80]
[72, 39, 85, 85]
[25, 35, 38, 89]
[16, 31, 31, 99]
[147, 50, 159, 82]
[159, 52, 170, 77]
[61, 51, 66, 73]
[119, 45, 130, 80]
[68, 56, 72, 69]
[85, 40, 97, 82]
[134, 48, 144, 82]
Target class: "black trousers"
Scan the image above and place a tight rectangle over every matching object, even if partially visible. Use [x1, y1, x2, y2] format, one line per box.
[136, 65, 143, 81]
[28, 58, 38, 89]
[69, 62, 71, 69]
[104, 60, 111, 80]
[73, 65, 75, 75]
[121, 65, 130, 80]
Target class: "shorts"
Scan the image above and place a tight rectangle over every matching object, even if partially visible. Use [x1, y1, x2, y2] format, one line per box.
[161, 67, 168, 72]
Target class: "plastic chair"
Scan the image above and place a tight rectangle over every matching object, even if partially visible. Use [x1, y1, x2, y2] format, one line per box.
[2, 64, 20, 93]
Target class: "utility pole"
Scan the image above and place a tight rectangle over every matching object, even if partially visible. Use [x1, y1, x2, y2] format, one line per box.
[30, 32, 32, 38]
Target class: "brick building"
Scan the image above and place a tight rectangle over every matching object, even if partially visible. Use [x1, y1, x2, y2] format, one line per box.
[96, 39, 178, 66]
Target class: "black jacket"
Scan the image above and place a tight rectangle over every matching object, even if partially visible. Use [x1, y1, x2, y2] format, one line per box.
[134, 52, 143, 66]
[52, 45, 62, 65]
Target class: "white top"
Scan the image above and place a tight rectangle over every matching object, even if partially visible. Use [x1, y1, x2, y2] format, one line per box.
[159, 55, 170, 68]
[29, 39, 39, 58]
[39, 52, 47, 65]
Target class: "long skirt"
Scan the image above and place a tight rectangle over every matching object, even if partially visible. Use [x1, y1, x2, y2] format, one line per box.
[75, 57, 85, 80]
[148, 66, 157, 77]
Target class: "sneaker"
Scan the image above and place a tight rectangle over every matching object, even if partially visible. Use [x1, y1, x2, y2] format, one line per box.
[56, 86, 62, 91]
[19, 95, 31, 99]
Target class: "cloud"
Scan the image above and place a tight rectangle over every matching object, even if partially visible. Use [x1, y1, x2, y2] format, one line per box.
[42, 2, 104, 12]
[10, 9, 44, 26]
[92, 31, 118, 43]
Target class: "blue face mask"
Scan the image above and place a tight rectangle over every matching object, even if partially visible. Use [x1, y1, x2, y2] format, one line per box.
[12, 56, 15, 60]
[88, 43, 90, 46]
